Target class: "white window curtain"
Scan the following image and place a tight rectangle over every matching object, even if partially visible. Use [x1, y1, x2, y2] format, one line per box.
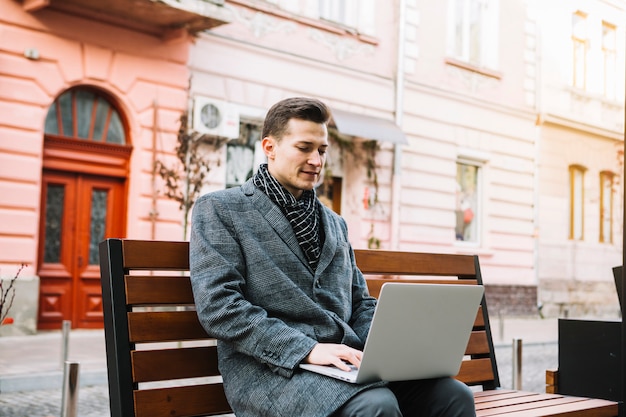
[446, 0, 500, 70]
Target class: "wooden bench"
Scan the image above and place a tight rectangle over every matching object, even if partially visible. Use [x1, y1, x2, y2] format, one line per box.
[99, 238, 619, 417]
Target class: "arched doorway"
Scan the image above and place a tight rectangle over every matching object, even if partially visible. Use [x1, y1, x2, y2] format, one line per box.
[37, 87, 131, 330]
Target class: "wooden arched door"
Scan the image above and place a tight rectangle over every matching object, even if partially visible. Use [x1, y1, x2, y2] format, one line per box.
[37, 87, 131, 330]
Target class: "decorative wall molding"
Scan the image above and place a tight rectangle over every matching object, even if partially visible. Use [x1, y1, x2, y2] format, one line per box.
[228, 6, 297, 38]
[446, 63, 499, 94]
[308, 29, 375, 61]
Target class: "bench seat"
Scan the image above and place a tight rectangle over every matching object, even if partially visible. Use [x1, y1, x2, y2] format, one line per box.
[99, 239, 619, 417]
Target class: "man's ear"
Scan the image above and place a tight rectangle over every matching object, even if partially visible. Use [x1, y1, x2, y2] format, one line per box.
[262, 136, 276, 159]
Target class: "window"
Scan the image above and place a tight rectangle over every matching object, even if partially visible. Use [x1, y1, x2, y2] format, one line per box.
[225, 121, 264, 188]
[318, 0, 375, 34]
[319, 0, 353, 26]
[602, 21, 617, 100]
[447, 0, 500, 69]
[569, 165, 586, 240]
[44, 88, 126, 144]
[571, 11, 588, 90]
[599, 171, 614, 243]
[455, 162, 480, 243]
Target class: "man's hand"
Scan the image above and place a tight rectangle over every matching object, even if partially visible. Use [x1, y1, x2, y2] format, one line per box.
[304, 343, 363, 372]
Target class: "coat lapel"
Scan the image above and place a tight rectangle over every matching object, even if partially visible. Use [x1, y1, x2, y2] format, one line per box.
[315, 204, 338, 276]
[242, 181, 311, 270]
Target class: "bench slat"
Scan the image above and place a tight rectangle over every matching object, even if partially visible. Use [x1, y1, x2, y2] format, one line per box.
[128, 311, 209, 343]
[134, 384, 231, 417]
[466, 331, 490, 355]
[473, 389, 531, 401]
[126, 275, 194, 305]
[132, 346, 220, 383]
[477, 392, 573, 409]
[474, 306, 485, 328]
[122, 240, 189, 270]
[365, 278, 478, 298]
[456, 358, 495, 385]
[354, 250, 477, 276]
[476, 393, 619, 417]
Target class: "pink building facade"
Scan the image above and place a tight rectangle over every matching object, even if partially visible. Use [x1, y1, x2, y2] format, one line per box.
[0, 0, 230, 333]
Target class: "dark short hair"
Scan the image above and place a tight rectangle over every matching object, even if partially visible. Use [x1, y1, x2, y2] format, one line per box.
[262, 97, 330, 140]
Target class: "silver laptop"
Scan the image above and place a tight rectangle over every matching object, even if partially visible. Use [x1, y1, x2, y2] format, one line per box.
[299, 282, 484, 384]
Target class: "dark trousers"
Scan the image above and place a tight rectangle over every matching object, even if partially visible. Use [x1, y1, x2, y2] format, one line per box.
[333, 377, 475, 417]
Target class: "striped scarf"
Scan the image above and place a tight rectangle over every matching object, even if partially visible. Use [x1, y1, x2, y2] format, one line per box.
[253, 164, 321, 270]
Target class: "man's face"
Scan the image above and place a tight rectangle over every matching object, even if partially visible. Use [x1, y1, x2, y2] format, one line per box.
[263, 118, 328, 199]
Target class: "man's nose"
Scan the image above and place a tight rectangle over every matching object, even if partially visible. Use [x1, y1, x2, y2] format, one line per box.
[309, 152, 322, 166]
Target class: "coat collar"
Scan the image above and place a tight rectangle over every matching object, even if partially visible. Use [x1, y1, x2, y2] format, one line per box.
[242, 180, 338, 277]
[242, 180, 308, 269]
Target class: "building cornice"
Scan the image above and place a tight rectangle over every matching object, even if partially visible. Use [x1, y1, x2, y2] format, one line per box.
[541, 113, 624, 141]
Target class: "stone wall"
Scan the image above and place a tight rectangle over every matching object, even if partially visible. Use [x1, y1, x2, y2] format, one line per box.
[484, 285, 539, 317]
[538, 280, 621, 319]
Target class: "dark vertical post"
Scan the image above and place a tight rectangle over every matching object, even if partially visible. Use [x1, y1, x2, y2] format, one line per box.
[60, 361, 80, 417]
[512, 338, 523, 390]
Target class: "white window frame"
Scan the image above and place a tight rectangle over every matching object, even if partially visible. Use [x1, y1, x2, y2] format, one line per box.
[571, 11, 588, 90]
[599, 171, 614, 244]
[602, 21, 617, 100]
[455, 158, 484, 245]
[225, 121, 264, 189]
[224, 104, 267, 189]
[569, 165, 586, 240]
[318, 0, 375, 35]
[446, 0, 500, 70]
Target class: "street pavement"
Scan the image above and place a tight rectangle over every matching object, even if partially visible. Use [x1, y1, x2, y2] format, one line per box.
[0, 316, 559, 417]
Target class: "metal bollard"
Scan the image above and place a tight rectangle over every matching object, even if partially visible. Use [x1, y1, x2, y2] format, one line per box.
[60, 361, 80, 417]
[60, 320, 71, 368]
[512, 338, 523, 390]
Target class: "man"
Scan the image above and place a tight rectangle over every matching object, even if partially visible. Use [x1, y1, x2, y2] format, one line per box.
[189, 97, 475, 417]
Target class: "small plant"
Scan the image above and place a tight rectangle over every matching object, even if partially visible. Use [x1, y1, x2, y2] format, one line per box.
[1, 264, 25, 326]
[155, 112, 226, 239]
[367, 223, 381, 249]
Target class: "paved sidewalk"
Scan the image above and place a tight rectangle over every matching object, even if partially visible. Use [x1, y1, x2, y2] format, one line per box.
[0, 316, 560, 416]
[490, 315, 558, 346]
[0, 329, 108, 393]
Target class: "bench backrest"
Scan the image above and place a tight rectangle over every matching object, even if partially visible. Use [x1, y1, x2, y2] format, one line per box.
[99, 238, 500, 417]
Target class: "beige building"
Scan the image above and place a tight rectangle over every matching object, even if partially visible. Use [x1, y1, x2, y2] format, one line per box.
[534, 0, 625, 317]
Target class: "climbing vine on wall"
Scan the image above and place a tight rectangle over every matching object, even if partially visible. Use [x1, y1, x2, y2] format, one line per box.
[155, 112, 227, 239]
[327, 129, 382, 249]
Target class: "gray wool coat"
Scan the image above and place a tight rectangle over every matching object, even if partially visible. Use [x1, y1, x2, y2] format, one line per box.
[189, 180, 384, 417]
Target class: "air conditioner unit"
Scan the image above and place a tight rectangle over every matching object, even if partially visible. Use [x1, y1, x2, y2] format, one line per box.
[192, 96, 240, 139]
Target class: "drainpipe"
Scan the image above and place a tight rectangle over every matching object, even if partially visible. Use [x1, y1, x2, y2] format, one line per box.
[532, 9, 543, 290]
[391, 0, 407, 250]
